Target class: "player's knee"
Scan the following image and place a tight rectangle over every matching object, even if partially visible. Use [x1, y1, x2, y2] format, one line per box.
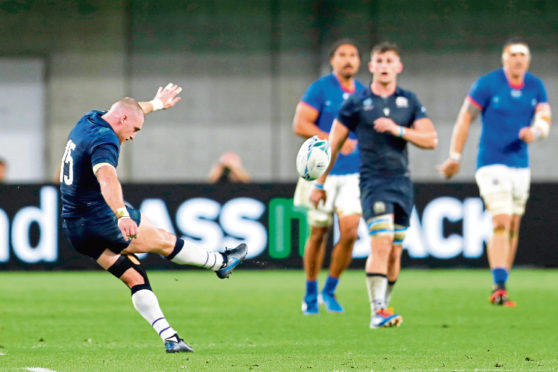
[107, 254, 151, 292]
[492, 215, 511, 232]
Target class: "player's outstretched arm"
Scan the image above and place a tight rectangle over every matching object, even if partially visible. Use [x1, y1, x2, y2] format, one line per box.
[95, 164, 138, 241]
[139, 82, 183, 114]
[309, 120, 349, 207]
[437, 98, 479, 179]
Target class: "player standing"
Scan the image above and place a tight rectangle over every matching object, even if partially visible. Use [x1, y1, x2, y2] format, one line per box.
[311, 42, 437, 328]
[293, 39, 365, 314]
[438, 38, 551, 306]
[60, 83, 247, 353]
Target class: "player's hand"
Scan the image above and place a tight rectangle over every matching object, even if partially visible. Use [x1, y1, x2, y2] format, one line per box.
[153, 82, 183, 109]
[373, 117, 399, 136]
[519, 127, 537, 144]
[118, 217, 138, 241]
[309, 186, 326, 208]
[340, 138, 357, 155]
[436, 159, 460, 179]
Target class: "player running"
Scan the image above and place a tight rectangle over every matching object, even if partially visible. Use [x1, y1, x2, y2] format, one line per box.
[293, 39, 365, 315]
[311, 42, 437, 328]
[59, 83, 247, 353]
[438, 37, 551, 306]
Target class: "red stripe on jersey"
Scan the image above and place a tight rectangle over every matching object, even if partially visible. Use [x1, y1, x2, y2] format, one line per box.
[467, 96, 483, 109]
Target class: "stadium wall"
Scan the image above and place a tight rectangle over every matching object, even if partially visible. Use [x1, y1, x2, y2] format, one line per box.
[1, 182, 556, 270]
[1, 1, 557, 183]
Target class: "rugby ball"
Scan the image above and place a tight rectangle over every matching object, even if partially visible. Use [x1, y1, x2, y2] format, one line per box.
[296, 136, 331, 181]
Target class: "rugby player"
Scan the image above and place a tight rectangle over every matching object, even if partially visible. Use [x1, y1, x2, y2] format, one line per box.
[293, 39, 365, 314]
[311, 42, 438, 328]
[438, 37, 551, 306]
[59, 83, 247, 353]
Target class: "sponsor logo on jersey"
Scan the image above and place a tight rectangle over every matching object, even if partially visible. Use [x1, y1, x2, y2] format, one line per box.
[395, 96, 408, 108]
[343, 93, 349, 100]
[363, 98, 373, 111]
[511, 89, 522, 98]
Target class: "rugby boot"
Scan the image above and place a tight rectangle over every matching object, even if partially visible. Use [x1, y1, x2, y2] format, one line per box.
[165, 333, 194, 353]
[370, 308, 403, 329]
[318, 292, 344, 313]
[490, 288, 516, 307]
[216, 243, 248, 279]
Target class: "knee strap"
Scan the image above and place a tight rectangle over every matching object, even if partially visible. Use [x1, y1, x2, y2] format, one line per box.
[107, 254, 151, 290]
[367, 214, 394, 238]
[393, 224, 407, 245]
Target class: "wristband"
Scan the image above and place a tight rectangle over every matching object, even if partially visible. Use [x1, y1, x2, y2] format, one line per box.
[313, 183, 324, 190]
[116, 207, 130, 219]
[398, 126, 405, 137]
[449, 151, 462, 162]
[150, 98, 164, 111]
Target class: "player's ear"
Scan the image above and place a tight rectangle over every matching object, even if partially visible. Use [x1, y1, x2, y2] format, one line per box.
[397, 61, 404, 74]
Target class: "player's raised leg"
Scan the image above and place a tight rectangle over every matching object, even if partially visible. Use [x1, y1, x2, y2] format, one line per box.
[320, 213, 359, 313]
[97, 249, 194, 353]
[124, 214, 247, 278]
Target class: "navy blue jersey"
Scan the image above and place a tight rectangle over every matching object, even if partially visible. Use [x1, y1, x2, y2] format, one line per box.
[337, 86, 428, 182]
[468, 69, 547, 169]
[300, 73, 366, 175]
[60, 110, 120, 218]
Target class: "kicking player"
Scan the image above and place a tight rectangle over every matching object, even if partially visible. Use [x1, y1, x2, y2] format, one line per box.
[438, 37, 551, 306]
[311, 42, 437, 328]
[59, 83, 247, 353]
[293, 39, 365, 314]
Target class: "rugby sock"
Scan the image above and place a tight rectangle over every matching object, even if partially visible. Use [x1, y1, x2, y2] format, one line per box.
[386, 279, 397, 306]
[492, 267, 508, 290]
[131, 289, 176, 341]
[305, 280, 318, 301]
[167, 238, 224, 271]
[366, 273, 387, 314]
[322, 276, 339, 296]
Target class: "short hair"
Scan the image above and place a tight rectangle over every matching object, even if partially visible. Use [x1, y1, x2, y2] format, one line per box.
[502, 36, 529, 52]
[0, 158, 5, 166]
[328, 38, 361, 59]
[370, 42, 400, 58]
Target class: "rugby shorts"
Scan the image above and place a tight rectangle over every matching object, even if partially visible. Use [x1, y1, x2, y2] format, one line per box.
[62, 206, 142, 260]
[360, 176, 413, 228]
[475, 164, 530, 216]
[293, 173, 362, 227]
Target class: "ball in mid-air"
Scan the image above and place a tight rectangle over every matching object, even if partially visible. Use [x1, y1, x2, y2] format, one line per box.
[296, 136, 331, 181]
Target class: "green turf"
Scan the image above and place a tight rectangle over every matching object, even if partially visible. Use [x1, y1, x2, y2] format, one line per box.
[1, 269, 557, 371]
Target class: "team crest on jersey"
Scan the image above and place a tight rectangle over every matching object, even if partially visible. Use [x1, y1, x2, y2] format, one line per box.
[383, 107, 390, 116]
[374, 201, 386, 214]
[511, 89, 522, 98]
[395, 96, 408, 108]
[343, 93, 349, 100]
[363, 98, 373, 111]
[325, 100, 331, 107]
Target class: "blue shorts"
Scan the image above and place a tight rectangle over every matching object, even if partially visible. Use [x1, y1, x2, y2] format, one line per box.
[360, 176, 413, 227]
[62, 206, 141, 260]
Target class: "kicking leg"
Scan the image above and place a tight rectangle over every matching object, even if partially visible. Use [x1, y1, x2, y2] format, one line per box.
[124, 214, 247, 278]
[97, 249, 193, 353]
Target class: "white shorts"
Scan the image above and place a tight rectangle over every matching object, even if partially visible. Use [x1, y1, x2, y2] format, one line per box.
[293, 173, 362, 227]
[475, 164, 530, 216]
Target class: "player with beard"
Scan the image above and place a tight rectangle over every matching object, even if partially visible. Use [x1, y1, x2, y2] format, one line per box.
[293, 39, 365, 314]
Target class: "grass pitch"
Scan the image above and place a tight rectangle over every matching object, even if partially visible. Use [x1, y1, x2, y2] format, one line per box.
[1, 269, 557, 372]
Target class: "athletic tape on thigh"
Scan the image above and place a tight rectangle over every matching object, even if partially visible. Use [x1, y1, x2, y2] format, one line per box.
[366, 214, 394, 237]
[393, 224, 407, 245]
[107, 254, 151, 290]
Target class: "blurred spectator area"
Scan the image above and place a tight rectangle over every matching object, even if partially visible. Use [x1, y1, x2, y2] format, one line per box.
[0, 0, 557, 182]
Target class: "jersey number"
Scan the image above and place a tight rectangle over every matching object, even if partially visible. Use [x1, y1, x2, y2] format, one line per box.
[60, 139, 77, 186]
